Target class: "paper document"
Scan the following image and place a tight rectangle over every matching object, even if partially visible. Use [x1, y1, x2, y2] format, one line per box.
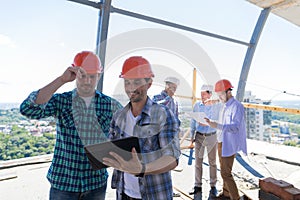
[186, 112, 208, 125]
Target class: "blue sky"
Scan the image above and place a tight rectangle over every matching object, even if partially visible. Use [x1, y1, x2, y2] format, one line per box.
[1, 0, 300, 103]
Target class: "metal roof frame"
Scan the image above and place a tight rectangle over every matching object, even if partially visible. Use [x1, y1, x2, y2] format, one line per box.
[67, 0, 277, 101]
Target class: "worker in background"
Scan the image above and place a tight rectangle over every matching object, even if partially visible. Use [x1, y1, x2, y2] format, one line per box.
[20, 51, 122, 200]
[189, 84, 222, 199]
[205, 79, 247, 200]
[103, 56, 181, 200]
[152, 76, 181, 125]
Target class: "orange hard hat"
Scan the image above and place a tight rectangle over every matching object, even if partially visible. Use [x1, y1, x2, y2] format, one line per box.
[119, 56, 154, 78]
[72, 51, 102, 74]
[215, 79, 234, 92]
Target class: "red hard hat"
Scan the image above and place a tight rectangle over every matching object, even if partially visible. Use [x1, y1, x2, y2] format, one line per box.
[215, 79, 234, 92]
[119, 56, 154, 78]
[72, 51, 102, 74]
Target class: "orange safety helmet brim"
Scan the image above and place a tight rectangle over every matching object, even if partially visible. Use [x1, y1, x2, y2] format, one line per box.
[119, 56, 154, 79]
[72, 51, 103, 74]
[215, 79, 234, 92]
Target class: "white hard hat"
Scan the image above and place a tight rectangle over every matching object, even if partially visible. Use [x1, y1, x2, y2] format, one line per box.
[201, 84, 213, 92]
[164, 76, 180, 86]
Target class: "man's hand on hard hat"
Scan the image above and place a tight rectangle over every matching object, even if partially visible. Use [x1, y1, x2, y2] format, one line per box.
[103, 148, 144, 176]
[60, 66, 87, 83]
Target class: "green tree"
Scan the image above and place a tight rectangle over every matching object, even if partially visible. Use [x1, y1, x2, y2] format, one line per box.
[0, 126, 55, 161]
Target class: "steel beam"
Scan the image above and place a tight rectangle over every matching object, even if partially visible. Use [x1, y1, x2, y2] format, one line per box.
[110, 6, 250, 47]
[67, 1, 268, 97]
[236, 8, 271, 101]
[96, 0, 112, 92]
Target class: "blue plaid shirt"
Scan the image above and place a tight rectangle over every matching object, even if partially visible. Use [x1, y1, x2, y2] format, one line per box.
[109, 97, 181, 200]
[20, 89, 122, 192]
[152, 90, 180, 125]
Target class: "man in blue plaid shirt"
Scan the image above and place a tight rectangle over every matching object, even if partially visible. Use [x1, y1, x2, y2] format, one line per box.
[102, 56, 181, 200]
[152, 76, 180, 125]
[20, 51, 122, 200]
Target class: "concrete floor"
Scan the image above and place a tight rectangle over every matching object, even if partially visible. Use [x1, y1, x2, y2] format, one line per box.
[1, 139, 300, 200]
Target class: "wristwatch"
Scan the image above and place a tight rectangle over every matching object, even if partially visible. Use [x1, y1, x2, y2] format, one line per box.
[135, 163, 146, 177]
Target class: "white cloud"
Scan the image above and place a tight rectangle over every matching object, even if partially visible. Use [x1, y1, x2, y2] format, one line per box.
[0, 34, 16, 48]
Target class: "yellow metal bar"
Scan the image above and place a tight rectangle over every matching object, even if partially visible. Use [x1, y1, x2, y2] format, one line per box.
[174, 94, 300, 115]
[192, 68, 197, 106]
[242, 103, 300, 115]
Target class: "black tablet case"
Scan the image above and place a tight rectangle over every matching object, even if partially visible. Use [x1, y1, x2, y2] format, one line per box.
[84, 137, 141, 170]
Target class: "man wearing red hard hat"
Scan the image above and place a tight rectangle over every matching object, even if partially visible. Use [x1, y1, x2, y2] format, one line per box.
[103, 56, 181, 200]
[20, 51, 122, 200]
[205, 79, 247, 200]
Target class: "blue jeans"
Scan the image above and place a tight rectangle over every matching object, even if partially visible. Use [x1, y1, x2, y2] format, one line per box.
[49, 184, 107, 200]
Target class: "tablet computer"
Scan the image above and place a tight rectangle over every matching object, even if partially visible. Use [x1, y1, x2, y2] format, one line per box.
[84, 137, 141, 170]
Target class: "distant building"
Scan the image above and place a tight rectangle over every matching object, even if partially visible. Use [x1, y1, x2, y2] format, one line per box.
[243, 91, 271, 141]
[262, 101, 272, 125]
